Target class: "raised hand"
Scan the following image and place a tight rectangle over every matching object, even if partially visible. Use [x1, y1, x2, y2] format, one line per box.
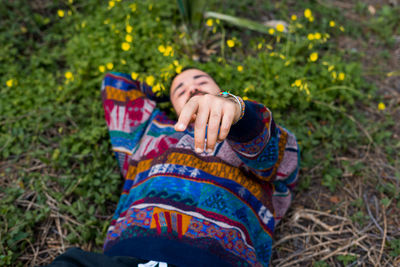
[174, 94, 241, 154]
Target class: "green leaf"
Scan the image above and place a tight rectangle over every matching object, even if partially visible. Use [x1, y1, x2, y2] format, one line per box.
[205, 11, 275, 35]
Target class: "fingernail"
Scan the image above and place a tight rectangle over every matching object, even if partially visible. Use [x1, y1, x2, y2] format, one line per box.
[176, 123, 185, 130]
[195, 147, 202, 153]
[206, 148, 213, 154]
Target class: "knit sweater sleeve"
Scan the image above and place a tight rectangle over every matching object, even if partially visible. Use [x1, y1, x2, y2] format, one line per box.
[226, 100, 300, 191]
[101, 72, 168, 175]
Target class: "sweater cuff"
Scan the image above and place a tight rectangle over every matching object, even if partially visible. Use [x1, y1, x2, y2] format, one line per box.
[227, 101, 265, 143]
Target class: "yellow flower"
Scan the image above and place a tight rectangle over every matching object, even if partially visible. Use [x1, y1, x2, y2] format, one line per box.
[328, 65, 335, 72]
[6, 79, 14, 87]
[237, 65, 243, 72]
[266, 44, 273, 50]
[99, 65, 106, 73]
[106, 63, 114, 70]
[332, 71, 337, 79]
[295, 79, 302, 87]
[307, 33, 315, 40]
[68, 10, 72, 16]
[338, 72, 345, 80]
[339, 26, 345, 32]
[176, 65, 182, 74]
[309, 52, 318, 62]
[129, 3, 137, 12]
[131, 72, 139, 80]
[148, 4, 153, 11]
[242, 96, 249, 101]
[268, 28, 275, 35]
[57, 10, 65, 17]
[121, 59, 126, 65]
[206, 19, 213, 27]
[378, 102, 386, 111]
[309, 16, 314, 22]
[304, 9, 312, 18]
[227, 39, 235, 48]
[291, 15, 297, 21]
[125, 34, 133, 42]
[68, 0, 73, 3]
[65, 71, 73, 80]
[329, 21, 335, 27]
[121, 42, 130, 51]
[257, 43, 262, 49]
[314, 32, 321, 40]
[158, 45, 165, 53]
[108, 1, 115, 9]
[126, 25, 133, 33]
[304, 83, 310, 95]
[164, 46, 173, 56]
[146, 76, 155, 86]
[276, 24, 285, 32]
[153, 83, 161, 92]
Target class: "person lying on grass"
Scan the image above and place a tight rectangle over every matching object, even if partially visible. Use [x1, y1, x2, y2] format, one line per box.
[46, 67, 300, 267]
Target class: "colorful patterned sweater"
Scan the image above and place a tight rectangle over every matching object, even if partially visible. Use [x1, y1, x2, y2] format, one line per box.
[101, 72, 300, 267]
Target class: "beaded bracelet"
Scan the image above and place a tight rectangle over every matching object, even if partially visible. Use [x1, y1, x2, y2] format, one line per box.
[219, 91, 245, 125]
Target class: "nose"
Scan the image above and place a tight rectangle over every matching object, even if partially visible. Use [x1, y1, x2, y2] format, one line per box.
[189, 86, 200, 98]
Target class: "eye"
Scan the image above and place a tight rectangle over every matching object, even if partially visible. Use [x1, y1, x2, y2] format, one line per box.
[178, 90, 185, 97]
[198, 81, 208, 85]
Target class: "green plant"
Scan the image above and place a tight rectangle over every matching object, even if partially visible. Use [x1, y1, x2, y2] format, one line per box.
[388, 238, 400, 257]
[336, 254, 358, 265]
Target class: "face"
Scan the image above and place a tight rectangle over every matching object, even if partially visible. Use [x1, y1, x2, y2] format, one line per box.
[170, 68, 221, 116]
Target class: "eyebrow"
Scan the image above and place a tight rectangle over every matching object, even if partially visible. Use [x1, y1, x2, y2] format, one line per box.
[193, 74, 209, 79]
[171, 74, 210, 97]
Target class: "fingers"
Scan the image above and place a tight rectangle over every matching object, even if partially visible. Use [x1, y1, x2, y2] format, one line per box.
[174, 95, 236, 155]
[205, 106, 222, 153]
[189, 114, 197, 124]
[174, 98, 199, 131]
[194, 103, 210, 153]
[218, 106, 235, 142]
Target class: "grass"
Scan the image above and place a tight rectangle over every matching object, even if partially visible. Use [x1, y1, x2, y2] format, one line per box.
[0, 0, 399, 266]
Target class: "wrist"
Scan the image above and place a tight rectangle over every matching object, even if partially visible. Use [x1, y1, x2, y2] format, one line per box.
[219, 91, 245, 125]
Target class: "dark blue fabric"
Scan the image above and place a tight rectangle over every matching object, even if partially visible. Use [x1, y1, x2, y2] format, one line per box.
[228, 101, 265, 142]
[104, 236, 233, 267]
[42, 247, 151, 267]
